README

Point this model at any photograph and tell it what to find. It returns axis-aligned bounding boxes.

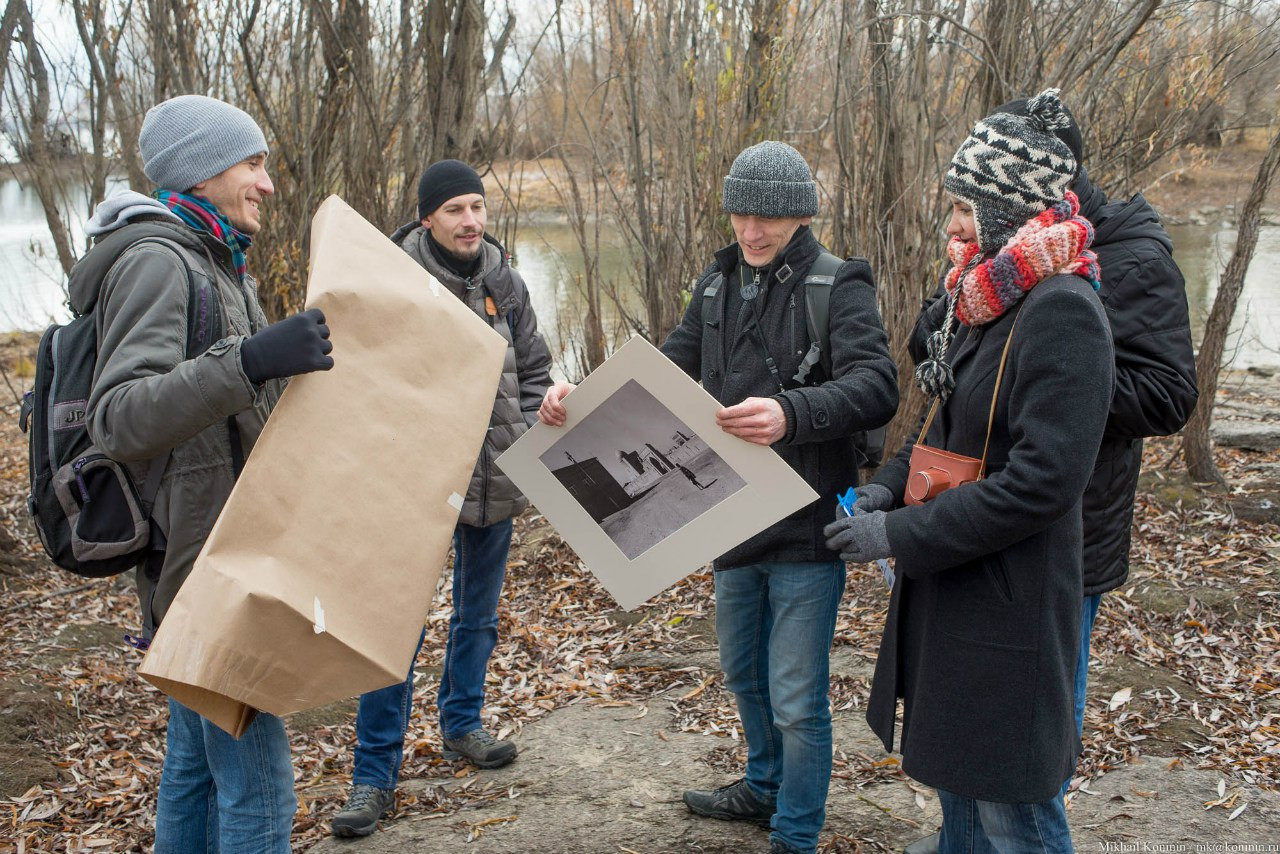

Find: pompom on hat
[943,88,1078,251]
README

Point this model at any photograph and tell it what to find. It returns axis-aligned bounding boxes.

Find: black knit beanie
[417,159,485,220]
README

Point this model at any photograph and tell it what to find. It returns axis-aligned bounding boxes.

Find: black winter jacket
[909,172,1197,595]
[661,226,899,568]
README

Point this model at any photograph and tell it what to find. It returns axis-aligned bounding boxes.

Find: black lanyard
[739,263,787,394]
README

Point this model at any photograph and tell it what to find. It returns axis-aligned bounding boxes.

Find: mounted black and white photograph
[540,379,746,559]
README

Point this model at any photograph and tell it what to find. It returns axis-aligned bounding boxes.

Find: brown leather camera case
[905,306,1022,506]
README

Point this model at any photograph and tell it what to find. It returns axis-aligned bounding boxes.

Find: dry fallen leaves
[0,383,1276,851]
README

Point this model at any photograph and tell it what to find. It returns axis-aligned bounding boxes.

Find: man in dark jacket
[332,160,553,838]
[902,100,1197,854]
[540,142,898,854]
[86,95,335,853]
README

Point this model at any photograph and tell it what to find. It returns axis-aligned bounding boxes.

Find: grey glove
[850,483,894,514]
[823,510,892,564]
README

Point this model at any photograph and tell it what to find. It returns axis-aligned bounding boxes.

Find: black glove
[239,308,334,384]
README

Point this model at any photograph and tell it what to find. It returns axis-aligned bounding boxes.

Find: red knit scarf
[945,191,1100,327]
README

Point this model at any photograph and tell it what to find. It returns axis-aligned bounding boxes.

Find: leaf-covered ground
[0,371,1276,852]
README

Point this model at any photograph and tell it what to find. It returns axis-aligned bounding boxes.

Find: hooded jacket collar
[1073,167,1173,254]
[70,203,236,315]
[1090,192,1173,253]
[84,190,183,237]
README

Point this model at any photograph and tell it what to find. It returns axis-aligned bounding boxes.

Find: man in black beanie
[331,160,552,838]
[903,95,1199,854]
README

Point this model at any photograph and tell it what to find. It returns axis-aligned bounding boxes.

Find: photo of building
[541,380,746,559]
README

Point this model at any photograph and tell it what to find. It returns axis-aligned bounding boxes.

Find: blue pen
[837,487,895,589]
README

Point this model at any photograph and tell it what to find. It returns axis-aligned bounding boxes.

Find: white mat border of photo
[495,335,819,610]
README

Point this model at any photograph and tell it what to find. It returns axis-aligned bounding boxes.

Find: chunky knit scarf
[914,191,1100,400]
[154,190,253,281]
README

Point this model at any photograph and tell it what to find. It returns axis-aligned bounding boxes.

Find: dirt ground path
[306,640,1280,853]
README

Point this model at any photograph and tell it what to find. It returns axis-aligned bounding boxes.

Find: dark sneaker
[682,777,776,828]
[904,831,940,854]
[770,841,804,854]
[330,784,395,838]
[442,728,518,769]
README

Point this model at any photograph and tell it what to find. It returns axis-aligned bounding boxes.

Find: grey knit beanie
[943,88,1077,251]
[722,141,818,218]
[139,95,269,191]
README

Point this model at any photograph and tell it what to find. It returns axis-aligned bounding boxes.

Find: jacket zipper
[472,275,489,527]
[789,293,797,355]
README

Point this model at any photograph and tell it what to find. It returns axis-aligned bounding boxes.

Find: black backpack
[19,223,224,577]
[703,251,887,468]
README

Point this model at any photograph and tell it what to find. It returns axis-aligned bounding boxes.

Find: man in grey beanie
[539,141,898,854]
[78,93,333,854]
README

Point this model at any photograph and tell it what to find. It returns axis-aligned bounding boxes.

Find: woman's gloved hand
[240,308,334,384]
[848,482,894,514]
[823,510,892,564]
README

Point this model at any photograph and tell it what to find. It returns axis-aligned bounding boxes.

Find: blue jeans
[353,519,513,788]
[154,699,295,854]
[1060,593,1103,797]
[714,560,846,854]
[938,788,1073,854]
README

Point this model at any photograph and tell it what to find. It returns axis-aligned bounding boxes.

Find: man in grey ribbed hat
[81,93,333,854]
[540,142,898,854]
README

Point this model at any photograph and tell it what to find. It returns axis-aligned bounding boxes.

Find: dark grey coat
[392,224,553,528]
[81,211,283,635]
[661,227,898,568]
[869,274,1114,803]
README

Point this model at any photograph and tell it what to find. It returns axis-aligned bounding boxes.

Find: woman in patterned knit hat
[824,89,1114,853]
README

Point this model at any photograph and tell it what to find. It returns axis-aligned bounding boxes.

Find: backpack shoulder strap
[88,224,225,358]
[794,251,845,384]
[86,224,229,504]
[702,271,725,317]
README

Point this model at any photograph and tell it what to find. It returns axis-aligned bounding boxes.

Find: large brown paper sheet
[139,196,507,736]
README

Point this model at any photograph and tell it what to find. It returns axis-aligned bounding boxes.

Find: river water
[2,177,1277,367]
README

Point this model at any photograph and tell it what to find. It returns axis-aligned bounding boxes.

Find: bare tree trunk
[422,0,487,163]
[742,0,787,141]
[0,0,23,97]
[975,0,1030,111]
[13,1,78,278]
[1181,122,1280,483]
[551,1,606,373]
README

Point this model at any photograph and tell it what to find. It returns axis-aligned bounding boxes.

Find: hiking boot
[682,777,776,828]
[442,728,518,769]
[904,831,941,854]
[330,784,395,838]
[770,841,804,854]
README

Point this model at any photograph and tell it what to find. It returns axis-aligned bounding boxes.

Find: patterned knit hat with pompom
[944,88,1078,251]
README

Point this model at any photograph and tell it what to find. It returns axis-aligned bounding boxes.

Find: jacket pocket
[985,553,1015,603]
[934,558,1035,651]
